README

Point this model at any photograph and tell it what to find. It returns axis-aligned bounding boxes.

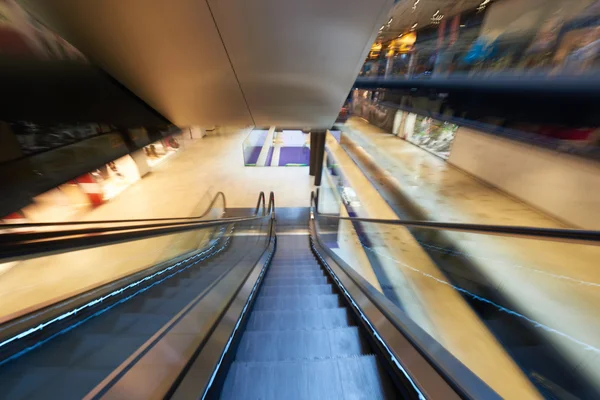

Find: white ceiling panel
[207,0,393,128]
[21,0,393,129]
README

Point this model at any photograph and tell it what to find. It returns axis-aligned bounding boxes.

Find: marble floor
[0,126,314,322]
[338,117,600,397]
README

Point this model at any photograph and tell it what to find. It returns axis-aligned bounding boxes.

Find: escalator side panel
[310,227,492,400]
[167,235,276,400]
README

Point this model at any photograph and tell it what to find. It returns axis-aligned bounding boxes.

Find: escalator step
[253,294,341,311]
[262,276,328,287]
[245,308,353,331]
[272,261,318,266]
[337,354,397,399]
[267,269,324,278]
[268,268,321,275]
[220,355,394,400]
[235,327,368,362]
[271,263,321,271]
[260,284,333,297]
[272,258,317,264]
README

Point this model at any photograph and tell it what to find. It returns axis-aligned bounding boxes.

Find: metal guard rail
[310,190,600,245]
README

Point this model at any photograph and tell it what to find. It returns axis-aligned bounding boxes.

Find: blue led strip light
[0,226,232,365]
[202,244,275,399]
[311,241,427,400]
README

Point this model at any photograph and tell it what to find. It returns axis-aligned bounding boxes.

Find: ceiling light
[431,10,444,24]
[477,0,491,12]
[410,23,418,30]
[412,0,420,12]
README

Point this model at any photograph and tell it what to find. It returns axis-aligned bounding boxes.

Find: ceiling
[377,0,490,42]
[19,0,393,129]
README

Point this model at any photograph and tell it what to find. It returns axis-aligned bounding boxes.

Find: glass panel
[242,129,270,166]
[315,165,599,399]
[0,190,239,323]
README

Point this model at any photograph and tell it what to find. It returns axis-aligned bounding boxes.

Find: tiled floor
[338,117,600,397]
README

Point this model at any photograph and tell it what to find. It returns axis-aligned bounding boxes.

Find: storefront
[144,136,181,168]
[403,113,459,159]
[86,155,140,202]
[364,0,600,79]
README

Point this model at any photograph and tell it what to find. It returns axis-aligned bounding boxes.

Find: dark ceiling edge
[15,0,172,127]
[94,66,173,127]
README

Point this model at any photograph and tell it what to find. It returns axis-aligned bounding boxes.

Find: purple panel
[278,146,310,166]
[245,146,262,165]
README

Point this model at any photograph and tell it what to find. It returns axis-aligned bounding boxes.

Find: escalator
[217,234,395,399]
[0,192,505,399]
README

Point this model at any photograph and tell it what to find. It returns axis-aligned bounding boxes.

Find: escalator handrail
[254,191,276,217]
[0,191,272,245]
[0,192,276,262]
[310,190,600,245]
[0,191,228,229]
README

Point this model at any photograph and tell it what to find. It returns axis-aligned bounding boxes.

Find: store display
[144,136,180,167]
[403,113,417,140]
[407,115,458,159]
[392,110,404,136]
[92,155,141,201]
[362,0,600,78]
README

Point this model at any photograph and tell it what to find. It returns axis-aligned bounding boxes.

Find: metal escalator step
[220,355,394,400]
[337,354,397,399]
[262,276,328,287]
[253,294,341,311]
[245,308,353,331]
[235,327,368,362]
[220,358,342,400]
[272,259,317,264]
[272,259,318,264]
[260,284,333,297]
[266,269,324,278]
[269,266,322,274]
[270,265,321,272]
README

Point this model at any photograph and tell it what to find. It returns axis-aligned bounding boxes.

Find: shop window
[406,114,458,159]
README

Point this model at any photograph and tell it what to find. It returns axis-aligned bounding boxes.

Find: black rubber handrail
[0,192,276,262]
[1,192,227,229]
[254,191,276,217]
[0,192,274,244]
[0,215,256,244]
[310,191,600,245]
